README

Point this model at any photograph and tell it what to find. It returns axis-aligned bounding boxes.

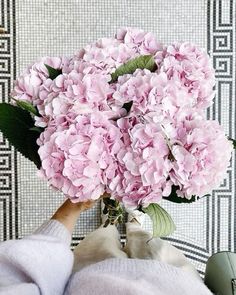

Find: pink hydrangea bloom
[66,27,162,77]
[108,120,173,207]
[67,38,136,76]
[11,56,70,104]
[116,27,163,55]
[10,28,233,207]
[38,113,124,202]
[164,113,233,198]
[35,71,122,127]
[160,42,216,109]
[111,69,202,121]
[42,72,111,114]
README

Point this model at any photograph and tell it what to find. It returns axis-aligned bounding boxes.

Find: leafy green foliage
[228,137,236,149]
[110,55,157,83]
[102,197,124,227]
[142,203,176,237]
[0,103,41,168]
[164,185,196,203]
[14,100,39,116]
[122,101,133,113]
[29,127,44,133]
[45,64,62,80]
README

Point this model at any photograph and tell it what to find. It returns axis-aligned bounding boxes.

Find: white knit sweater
[0,220,213,295]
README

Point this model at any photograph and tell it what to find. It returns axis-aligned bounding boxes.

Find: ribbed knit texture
[0,220,213,295]
[34,219,71,245]
[66,258,213,295]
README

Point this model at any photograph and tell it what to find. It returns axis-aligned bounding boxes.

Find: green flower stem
[102,197,124,227]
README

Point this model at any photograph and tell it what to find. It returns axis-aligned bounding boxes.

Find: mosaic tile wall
[0,0,235,275]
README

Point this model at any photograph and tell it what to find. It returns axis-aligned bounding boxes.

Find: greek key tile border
[171,0,236,274]
[207,0,235,255]
[0,0,18,240]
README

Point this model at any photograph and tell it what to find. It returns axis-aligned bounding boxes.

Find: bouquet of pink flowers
[0,28,235,236]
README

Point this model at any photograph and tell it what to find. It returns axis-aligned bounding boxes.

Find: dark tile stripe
[0,0,17,240]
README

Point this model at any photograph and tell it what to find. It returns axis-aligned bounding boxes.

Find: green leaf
[143,203,176,237]
[164,185,196,203]
[122,101,133,113]
[102,198,124,226]
[29,127,44,133]
[14,100,39,116]
[0,103,41,168]
[44,64,62,80]
[228,137,236,149]
[110,55,157,83]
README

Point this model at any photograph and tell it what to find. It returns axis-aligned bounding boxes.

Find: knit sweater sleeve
[0,219,74,295]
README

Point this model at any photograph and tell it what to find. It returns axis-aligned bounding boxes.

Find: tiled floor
[0,0,235,275]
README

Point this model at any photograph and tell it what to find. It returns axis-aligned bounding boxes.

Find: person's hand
[100,191,111,199]
[51,198,96,234]
[64,199,95,213]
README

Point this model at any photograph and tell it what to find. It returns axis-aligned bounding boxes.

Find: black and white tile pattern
[0,0,18,241]
[207,0,235,255]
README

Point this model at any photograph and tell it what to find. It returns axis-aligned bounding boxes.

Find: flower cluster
[11,27,233,208]
[37,113,123,202]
